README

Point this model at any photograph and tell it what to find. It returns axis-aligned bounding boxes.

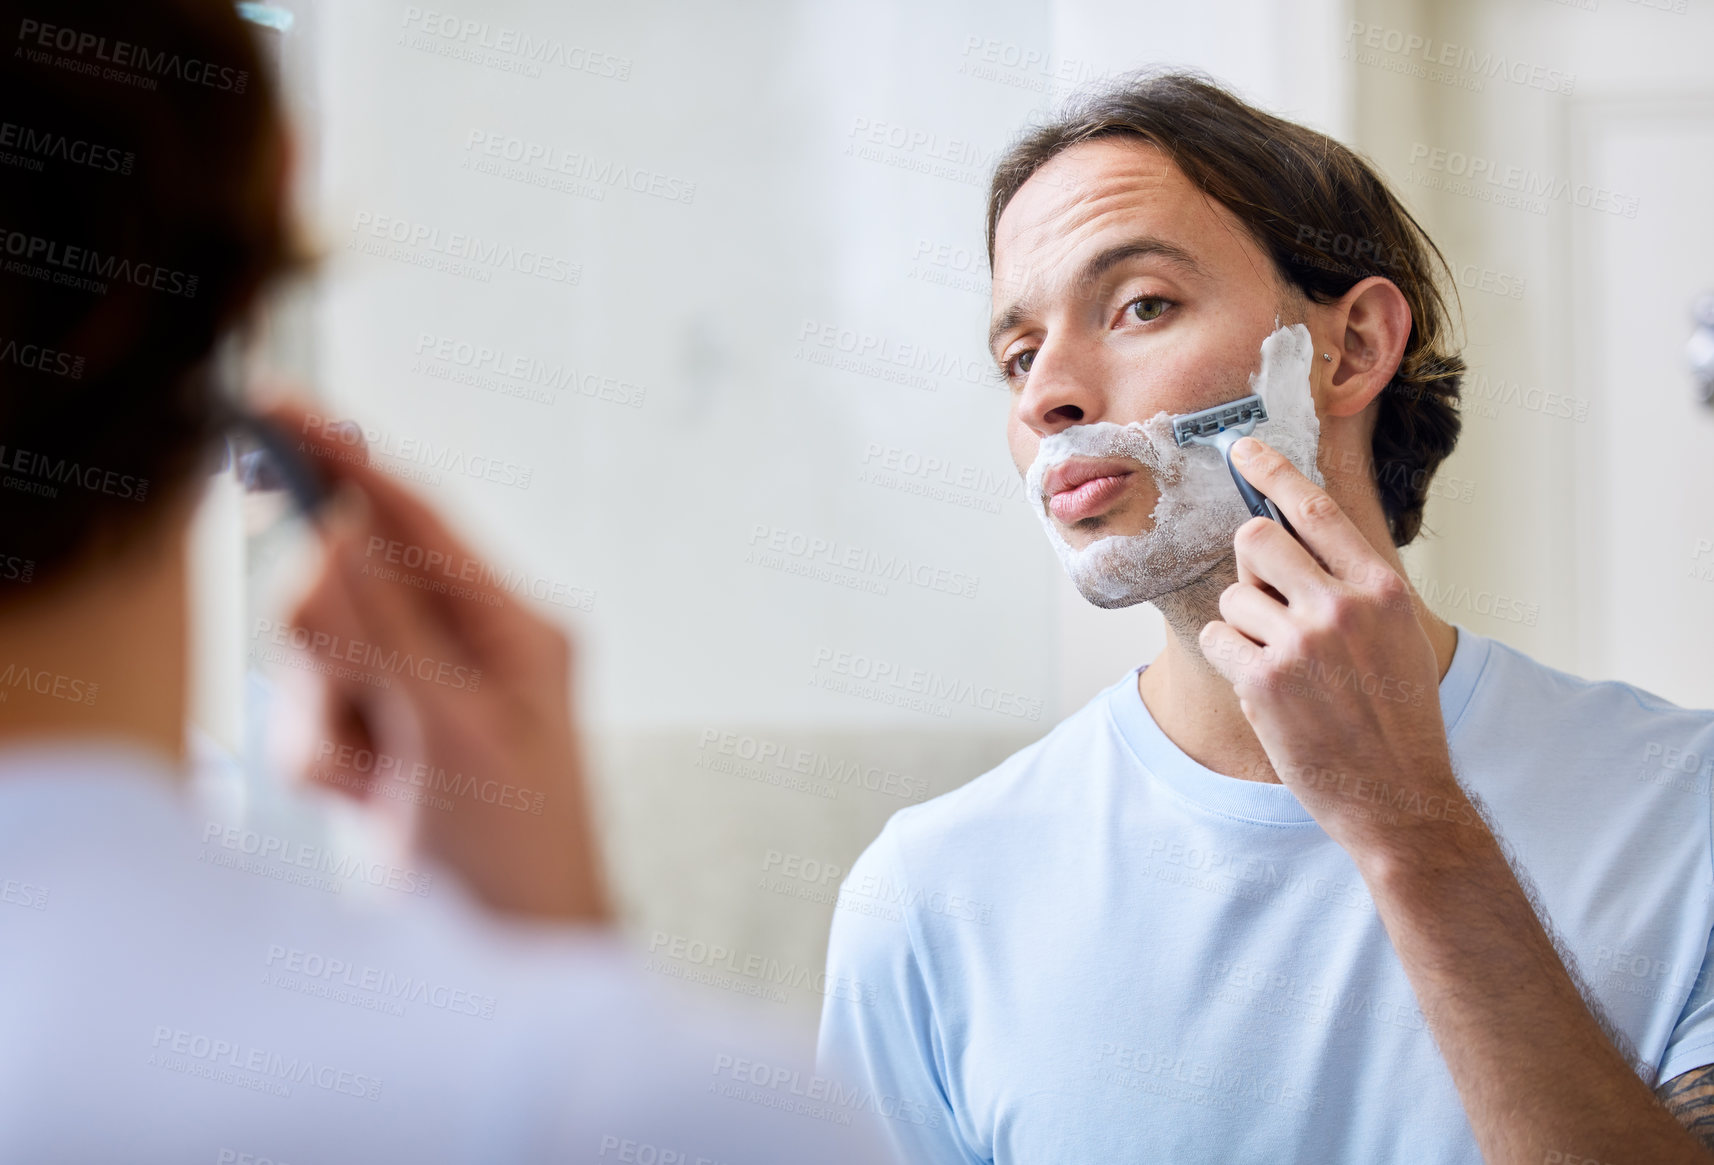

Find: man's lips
[1044,458,1138,524]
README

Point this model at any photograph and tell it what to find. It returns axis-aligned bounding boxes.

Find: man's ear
[1314,276,1413,418]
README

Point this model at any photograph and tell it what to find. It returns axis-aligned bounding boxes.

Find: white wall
[1350,0,1714,706]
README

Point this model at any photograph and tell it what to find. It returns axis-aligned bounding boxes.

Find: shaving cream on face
[1022,323,1324,609]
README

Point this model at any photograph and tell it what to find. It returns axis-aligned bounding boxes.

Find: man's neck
[0,522,189,765]
[1137,562,1458,787]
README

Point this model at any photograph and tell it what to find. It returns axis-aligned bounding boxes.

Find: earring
[1322,353,1333,362]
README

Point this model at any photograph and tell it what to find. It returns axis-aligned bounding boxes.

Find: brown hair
[0,0,298,593]
[986,70,1463,547]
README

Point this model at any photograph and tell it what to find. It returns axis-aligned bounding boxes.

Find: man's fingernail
[1232,437,1261,463]
[321,482,368,539]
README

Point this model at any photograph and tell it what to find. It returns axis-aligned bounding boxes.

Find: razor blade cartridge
[1169,394,1270,447]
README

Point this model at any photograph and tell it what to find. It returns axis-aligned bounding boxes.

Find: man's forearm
[1359,817,1708,1165]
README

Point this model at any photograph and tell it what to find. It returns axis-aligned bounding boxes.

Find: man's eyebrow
[1081,236,1203,283]
[987,236,1204,359]
[987,300,1035,361]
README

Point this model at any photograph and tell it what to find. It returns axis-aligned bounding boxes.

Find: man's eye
[1007,349,1036,378]
[1130,297,1168,322]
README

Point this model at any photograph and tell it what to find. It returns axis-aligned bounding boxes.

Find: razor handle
[1224,452,1298,538]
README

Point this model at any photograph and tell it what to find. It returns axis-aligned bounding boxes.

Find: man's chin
[1062,541,1236,611]
[1147,552,1241,639]
[1058,525,1148,558]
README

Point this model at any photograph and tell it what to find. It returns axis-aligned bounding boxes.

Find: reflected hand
[270,403,610,925]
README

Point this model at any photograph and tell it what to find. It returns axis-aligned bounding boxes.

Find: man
[819,71,1714,1163]
[0,2,883,1160]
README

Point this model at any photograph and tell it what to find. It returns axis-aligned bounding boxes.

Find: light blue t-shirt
[818,628,1714,1163]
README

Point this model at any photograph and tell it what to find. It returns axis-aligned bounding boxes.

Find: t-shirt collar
[1105,624,1491,825]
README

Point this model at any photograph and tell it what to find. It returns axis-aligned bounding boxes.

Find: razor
[1169,394,1294,533]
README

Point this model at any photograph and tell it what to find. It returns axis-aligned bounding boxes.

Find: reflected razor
[1169,394,1293,532]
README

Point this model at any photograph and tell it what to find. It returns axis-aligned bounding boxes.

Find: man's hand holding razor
[1197,433,1470,867]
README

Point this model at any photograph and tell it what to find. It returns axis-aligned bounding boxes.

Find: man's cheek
[1008,424,1037,480]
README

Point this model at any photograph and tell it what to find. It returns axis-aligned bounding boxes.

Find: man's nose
[1017,337,1103,435]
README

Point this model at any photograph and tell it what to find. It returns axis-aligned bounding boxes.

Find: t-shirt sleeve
[1658,919,1714,1083]
[818,823,984,1165]
[1656,755,1714,1085]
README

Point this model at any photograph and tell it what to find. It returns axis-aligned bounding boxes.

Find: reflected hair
[0,0,299,595]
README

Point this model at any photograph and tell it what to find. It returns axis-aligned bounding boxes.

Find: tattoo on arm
[1657,1064,1714,1150]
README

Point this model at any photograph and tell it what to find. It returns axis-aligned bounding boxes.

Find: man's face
[991,137,1303,551]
